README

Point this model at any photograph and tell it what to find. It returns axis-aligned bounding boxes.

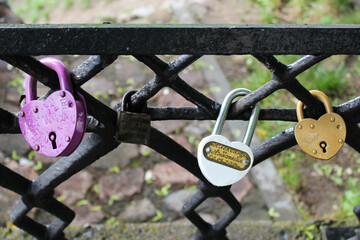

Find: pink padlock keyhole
[19,57,87,157]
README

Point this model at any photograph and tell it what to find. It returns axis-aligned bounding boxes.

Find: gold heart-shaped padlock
[294,90,346,160]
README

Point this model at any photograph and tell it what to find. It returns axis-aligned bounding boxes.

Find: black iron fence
[1,24,360,240]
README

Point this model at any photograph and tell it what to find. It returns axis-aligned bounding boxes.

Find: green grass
[10,0,55,23]
[80,0,91,9]
[231,53,359,221]
[63,0,73,9]
[253,0,282,24]
[275,151,303,193]
[154,183,172,197]
[298,61,348,97]
[232,54,352,142]
[9,0,92,23]
[152,210,163,222]
[233,55,351,106]
[7,75,24,94]
[253,0,360,24]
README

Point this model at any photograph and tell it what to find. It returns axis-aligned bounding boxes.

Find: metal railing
[1,24,360,240]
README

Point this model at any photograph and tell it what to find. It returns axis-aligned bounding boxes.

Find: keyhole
[319,141,327,153]
[49,132,57,149]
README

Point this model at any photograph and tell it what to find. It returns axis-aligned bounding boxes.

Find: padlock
[197,88,260,187]
[115,90,151,145]
[18,57,87,157]
[295,90,346,160]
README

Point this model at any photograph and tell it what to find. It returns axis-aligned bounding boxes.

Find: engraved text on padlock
[203,141,251,171]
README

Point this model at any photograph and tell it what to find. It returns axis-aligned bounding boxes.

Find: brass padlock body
[295,90,346,160]
[116,111,151,144]
[115,90,151,145]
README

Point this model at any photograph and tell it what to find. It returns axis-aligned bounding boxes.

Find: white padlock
[197,88,260,186]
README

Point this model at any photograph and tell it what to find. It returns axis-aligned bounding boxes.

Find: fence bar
[0,24,359,55]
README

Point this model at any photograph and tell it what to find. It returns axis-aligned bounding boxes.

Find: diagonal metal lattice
[1,24,360,240]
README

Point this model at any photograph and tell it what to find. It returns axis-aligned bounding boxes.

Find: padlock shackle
[212,88,260,146]
[296,90,334,121]
[25,57,73,103]
[121,90,137,112]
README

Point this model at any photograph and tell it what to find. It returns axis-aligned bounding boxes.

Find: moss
[0,220,358,239]
[0,227,31,239]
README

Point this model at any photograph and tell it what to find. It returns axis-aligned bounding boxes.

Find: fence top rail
[0,24,360,55]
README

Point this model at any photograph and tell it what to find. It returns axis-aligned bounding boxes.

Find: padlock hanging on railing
[115,90,151,145]
[18,57,87,157]
[197,88,260,187]
[294,90,346,160]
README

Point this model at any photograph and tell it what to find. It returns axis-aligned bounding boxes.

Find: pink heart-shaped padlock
[18,57,87,157]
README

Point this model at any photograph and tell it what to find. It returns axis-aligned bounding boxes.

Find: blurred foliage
[9,0,93,23]
[244,0,360,221]
[253,0,360,24]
